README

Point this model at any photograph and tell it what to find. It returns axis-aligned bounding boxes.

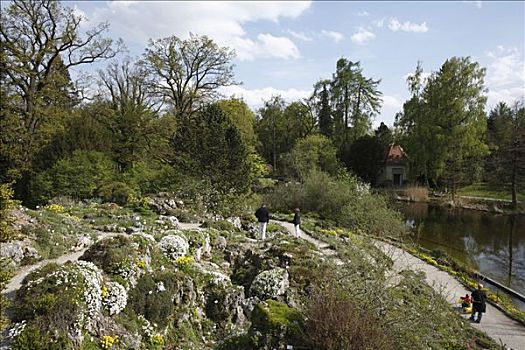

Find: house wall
[377,165,407,186]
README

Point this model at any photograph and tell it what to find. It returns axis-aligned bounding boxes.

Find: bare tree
[141,33,237,120]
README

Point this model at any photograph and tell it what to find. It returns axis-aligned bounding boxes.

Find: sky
[69,0,525,127]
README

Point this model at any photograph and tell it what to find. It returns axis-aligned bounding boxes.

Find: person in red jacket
[460,294,472,308]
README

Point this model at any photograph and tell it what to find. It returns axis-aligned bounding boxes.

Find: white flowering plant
[102,281,128,315]
[250,268,289,300]
[159,234,189,260]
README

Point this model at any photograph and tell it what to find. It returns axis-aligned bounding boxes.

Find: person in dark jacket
[255,204,270,240]
[469,284,487,323]
[292,208,301,237]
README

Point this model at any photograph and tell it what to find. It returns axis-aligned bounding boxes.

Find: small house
[377,145,409,187]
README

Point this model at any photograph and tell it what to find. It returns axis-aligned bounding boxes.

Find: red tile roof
[385,145,407,164]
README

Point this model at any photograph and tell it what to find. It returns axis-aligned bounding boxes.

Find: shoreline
[394,195,525,215]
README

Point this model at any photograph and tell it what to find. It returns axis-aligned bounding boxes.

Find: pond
[398,202,525,298]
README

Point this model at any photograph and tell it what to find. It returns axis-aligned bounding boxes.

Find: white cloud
[87,1,311,60]
[485,46,525,107]
[219,85,310,109]
[377,95,404,127]
[487,87,524,107]
[388,17,428,33]
[287,30,313,42]
[351,27,376,44]
[259,34,301,60]
[382,95,403,110]
[321,30,345,43]
[485,46,525,87]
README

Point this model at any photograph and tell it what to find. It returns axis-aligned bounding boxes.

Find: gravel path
[274,220,525,350]
[2,223,203,297]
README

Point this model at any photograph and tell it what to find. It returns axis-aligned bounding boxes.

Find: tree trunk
[508,215,515,286]
[511,144,518,209]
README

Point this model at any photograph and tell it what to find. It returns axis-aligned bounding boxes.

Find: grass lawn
[457,183,524,202]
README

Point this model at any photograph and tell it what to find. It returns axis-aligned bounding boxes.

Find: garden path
[273,219,525,350]
[2,223,202,298]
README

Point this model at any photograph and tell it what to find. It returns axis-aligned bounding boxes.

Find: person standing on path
[255,204,270,240]
[470,284,487,323]
[292,208,301,237]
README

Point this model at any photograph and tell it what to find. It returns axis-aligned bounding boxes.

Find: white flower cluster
[138,315,155,337]
[102,281,128,315]
[159,234,189,260]
[156,281,166,293]
[8,320,27,338]
[206,271,230,285]
[250,268,289,300]
[355,181,371,196]
[76,260,103,329]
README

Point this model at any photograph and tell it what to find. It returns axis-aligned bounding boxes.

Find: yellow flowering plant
[100,335,118,349]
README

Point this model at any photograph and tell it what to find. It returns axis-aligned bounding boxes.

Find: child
[460,293,472,313]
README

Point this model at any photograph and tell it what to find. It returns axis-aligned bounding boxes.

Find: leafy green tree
[97,60,160,171]
[255,97,316,173]
[330,58,382,144]
[216,98,257,149]
[29,150,117,204]
[0,0,121,185]
[397,57,489,197]
[346,135,384,186]
[171,104,251,194]
[312,80,333,137]
[375,122,393,148]
[284,134,341,180]
[395,62,435,185]
[141,34,236,120]
[255,96,287,171]
[283,101,317,140]
[486,101,525,208]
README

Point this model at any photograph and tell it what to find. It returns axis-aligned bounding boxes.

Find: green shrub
[0,259,13,332]
[126,271,186,328]
[97,181,135,205]
[29,150,117,204]
[265,170,407,238]
[252,300,304,337]
[80,235,150,277]
[284,134,342,180]
[0,183,16,242]
[11,323,73,350]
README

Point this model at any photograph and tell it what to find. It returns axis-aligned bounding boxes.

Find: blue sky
[70,0,524,127]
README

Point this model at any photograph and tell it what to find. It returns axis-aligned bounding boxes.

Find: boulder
[226,216,242,229]
[0,239,40,265]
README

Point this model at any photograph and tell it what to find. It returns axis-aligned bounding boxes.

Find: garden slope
[272,219,525,350]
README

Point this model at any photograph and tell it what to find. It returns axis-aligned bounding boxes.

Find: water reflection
[399,202,525,295]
